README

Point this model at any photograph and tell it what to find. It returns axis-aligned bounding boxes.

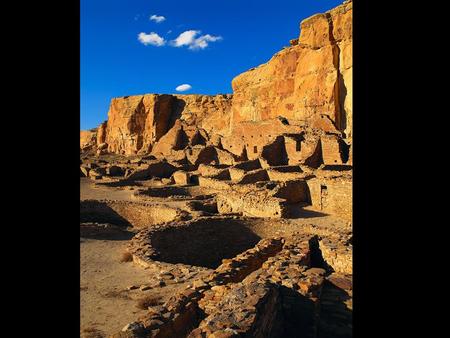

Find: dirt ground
[80,178,138,201]
[80,237,148,336]
[80,178,199,211]
[80,234,207,337]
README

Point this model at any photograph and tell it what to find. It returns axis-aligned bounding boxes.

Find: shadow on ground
[151,219,261,269]
[80,201,133,227]
[287,206,329,219]
[80,225,134,241]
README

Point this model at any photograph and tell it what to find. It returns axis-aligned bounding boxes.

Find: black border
[10,0,427,336]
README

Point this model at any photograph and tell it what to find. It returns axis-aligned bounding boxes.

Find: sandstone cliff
[80,0,352,155]
[96,121,107,145]
[80,129,96,149]
[104,94,173,155]
[103,94,232,155]
[231,0,352,140]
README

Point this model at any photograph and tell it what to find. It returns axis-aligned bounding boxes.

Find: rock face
[81,0,352,154]
[231,0,352,140]
[96,121,107,145]
[103,94,232,155]
[80,129,96,149]
[173,94,233,137]
[105,94,175,156]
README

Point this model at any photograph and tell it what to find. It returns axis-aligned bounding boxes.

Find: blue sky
[81,0,343,130]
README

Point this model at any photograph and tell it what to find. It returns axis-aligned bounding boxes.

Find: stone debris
[116,233,346,338]
[81,2,353,337]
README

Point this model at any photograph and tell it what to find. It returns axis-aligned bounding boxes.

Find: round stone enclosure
[142,218,262,269]
[80,200,186,228]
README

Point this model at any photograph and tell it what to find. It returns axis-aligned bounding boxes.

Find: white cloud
[190,34,222,50]
[150,15,166,23]
[138,32,166,46]
[176,84,192,92]
[172,30,199,47]
[171,30,222,50]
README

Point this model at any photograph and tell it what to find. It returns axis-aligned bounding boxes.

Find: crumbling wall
[191,234,326,338]
[117,226,348,338]
[197,164,229,177]
[217,180,310,218]
[261,136,289,166]
[120,236,284,338]
[217,193,285,218]
[236,169,270,184]
[79,200,183,228]
[319,237,352,274]
[124,161,178,181]
[321,135,347,165]
[267,167,307,181]
[137,218,262,268]
[221,119,303,159]
[306,175,352,221]
[198,176,233,190]
[192,280,283,338]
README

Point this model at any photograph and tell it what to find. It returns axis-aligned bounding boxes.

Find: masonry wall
[306,176,352,221]
[80,200,183,228]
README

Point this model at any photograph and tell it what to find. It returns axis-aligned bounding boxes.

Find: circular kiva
[80,199,189,228]
[128,216,262,269]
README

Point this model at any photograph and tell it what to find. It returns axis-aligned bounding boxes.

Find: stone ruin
[80,1,352,337]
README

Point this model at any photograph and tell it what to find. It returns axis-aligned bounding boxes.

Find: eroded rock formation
[231,0,352,138]
[81,1,352,158]
[102,94,232,156]
[80,129,96,149]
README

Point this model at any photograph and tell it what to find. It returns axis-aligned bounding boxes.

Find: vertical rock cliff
[104,94,173,155]
[101,94,232,155]
[231,0,352,139]
[80,129,96,149]
[81,0,352,155]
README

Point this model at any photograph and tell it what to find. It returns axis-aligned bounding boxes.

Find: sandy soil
[80,178,199,212]
[80,235,205,337]
[80,237,149,336]
[80,178,136,201]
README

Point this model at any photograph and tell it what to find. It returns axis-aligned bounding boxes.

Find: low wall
[306,176,352,221]
[319,237,352,275]
[80,200,185,228]
[191,234,326,337]
[115,232,339,338]
[118,236,284,338]
[198,176,232,190]
[190,279,283,337]
[216,180,310,218]
[217,192,286,218]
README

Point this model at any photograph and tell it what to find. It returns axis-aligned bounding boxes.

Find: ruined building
[80,1,352,337]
